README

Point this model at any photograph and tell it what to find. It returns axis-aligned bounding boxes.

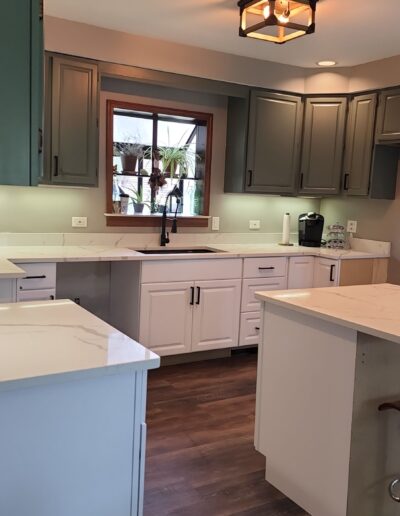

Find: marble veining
[0,300,159,390]
[256,283,400,344]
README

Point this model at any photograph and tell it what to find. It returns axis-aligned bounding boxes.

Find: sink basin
[135,248,222,255]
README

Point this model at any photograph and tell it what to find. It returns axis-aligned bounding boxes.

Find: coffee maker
[298,212,324,247]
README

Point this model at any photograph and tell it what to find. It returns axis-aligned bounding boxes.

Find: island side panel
[347,333,400,516]
[256,303,357,516]
[0,370,144,516]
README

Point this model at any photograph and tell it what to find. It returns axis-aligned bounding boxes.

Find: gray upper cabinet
[343,93,377,196]
[45,55,99,186]
[245,91,303,195]
[299,97,347,196]
[376,89,400,143]
[0,0,43,186]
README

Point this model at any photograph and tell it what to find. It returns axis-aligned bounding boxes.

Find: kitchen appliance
[298,212,324,247]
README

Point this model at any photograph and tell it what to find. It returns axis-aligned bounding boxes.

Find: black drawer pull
[255,326,260,331]
[330,265,335,282]
[196,287,201,305]
[24,275,46,280]
[259,267,275,270]
[343,173,350,191]
[190,287,195,306]
[54,155,59,177]
[247,170,253,187]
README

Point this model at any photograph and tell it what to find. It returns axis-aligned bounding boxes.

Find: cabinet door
[376,89,400,142]
[0,1,42,186]
[239,312,261,347]
[300,97,347,195]
[139,282,193,356]
[313,258,339,288]
[288,256,315,289]
[48,56,99,186]
[0,280,16,303]
[343,94,377,196]
[246,91,303,194]
[192,279,241,352]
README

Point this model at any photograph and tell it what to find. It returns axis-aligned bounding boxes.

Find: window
[106,100,213,227]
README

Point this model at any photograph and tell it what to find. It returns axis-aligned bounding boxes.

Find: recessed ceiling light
[317,60,337,67]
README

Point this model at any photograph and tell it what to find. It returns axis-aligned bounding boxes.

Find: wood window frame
[105,99,213,228]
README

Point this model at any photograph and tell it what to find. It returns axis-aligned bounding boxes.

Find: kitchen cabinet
[344,94,399,199]
[239,312,261,347]
[299,97,347,196]
[376,88,400,143]
[44,54,99,186]
[0,0,43,186]
[343,94,377,196]
[246,91,303,194]
[16,262,57,302]
[313,258,339,287]
[288,256,315,289]
[0,280,16,303]
[192,279,241,352]
[140,282,193,356]
[140,279,241,356]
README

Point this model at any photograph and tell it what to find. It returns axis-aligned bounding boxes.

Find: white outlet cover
[72,217,88,228]
[249,220,261,230]
[211,217,220,231]
[346,220,357,233]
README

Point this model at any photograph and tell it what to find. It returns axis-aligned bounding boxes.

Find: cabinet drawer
[242,277,287,312]
[17,289,56,302]
[239,312,261,347]
[17,263,56,291]
[141,259,242,283]
[243,257,287,278]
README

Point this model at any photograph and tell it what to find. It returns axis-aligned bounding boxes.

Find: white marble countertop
[0,299,160,391]
[256,283,400,344]
[0,239,390,279]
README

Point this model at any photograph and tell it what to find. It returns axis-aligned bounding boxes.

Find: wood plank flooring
[144,351,308,516]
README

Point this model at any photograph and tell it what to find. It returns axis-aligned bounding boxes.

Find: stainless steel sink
[134,248,222,255]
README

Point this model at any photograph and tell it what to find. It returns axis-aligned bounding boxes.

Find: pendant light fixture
[238,0,318,44]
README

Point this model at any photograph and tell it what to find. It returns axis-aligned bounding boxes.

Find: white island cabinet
[0,300,159,516]
[255,284,400,516]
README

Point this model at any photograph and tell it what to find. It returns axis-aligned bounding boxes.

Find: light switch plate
[72,217,88,228]
[211,217,220,231]
[249,220,261,230]
[347,220,357,233]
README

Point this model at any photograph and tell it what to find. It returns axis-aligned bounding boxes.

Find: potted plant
[131,189,149,214]
[118,136,144,173]
[158,145,197,179]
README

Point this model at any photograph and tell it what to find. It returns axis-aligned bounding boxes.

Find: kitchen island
[255,283,400,516]
[0,299,159,516]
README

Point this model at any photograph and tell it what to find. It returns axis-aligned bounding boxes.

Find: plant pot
[121,155,137,172]
[133,203,145,214]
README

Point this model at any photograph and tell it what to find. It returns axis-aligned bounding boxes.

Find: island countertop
[0,299,160,391]
[256,283,400,345]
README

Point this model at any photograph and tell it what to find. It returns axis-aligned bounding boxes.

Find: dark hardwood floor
[144,352,308,516]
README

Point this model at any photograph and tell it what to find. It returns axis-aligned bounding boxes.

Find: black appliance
[298,212,324,247]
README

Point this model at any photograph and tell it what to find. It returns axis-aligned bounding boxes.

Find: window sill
[104,213,210,228]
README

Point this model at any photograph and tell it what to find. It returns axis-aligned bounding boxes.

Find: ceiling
[45,0,400,68]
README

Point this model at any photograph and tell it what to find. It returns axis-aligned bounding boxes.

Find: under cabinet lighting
[317,60,337,67]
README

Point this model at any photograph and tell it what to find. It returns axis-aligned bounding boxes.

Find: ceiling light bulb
[317,60,338,67]
[277,10,290,23]
[263,2,270,18]
[275,0,290,23]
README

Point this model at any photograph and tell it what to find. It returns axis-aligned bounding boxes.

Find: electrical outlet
[347,220,357,233]
[249,220,261,230]
[211,217,220,231]
[72,217,88,228]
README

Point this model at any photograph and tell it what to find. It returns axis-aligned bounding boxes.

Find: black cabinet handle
[343,173,350,191]
[247,170,253,187]
[24,275,46,280]
[196,286,201,305]
[38,128,43,154]
[259,267,275,270]
[50,295,55,300]
[330,265,336,282]
[190,287,195,306]
[54,155,59,177]
[300,173,304,189]
[255,326,260,331]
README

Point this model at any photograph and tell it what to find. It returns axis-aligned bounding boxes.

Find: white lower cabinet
[139,282,193,356]
[239,312,261,347]
[313,258,339,287]
[192,279,241,352]
[138,262,242,356]
[288,256,315,289]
